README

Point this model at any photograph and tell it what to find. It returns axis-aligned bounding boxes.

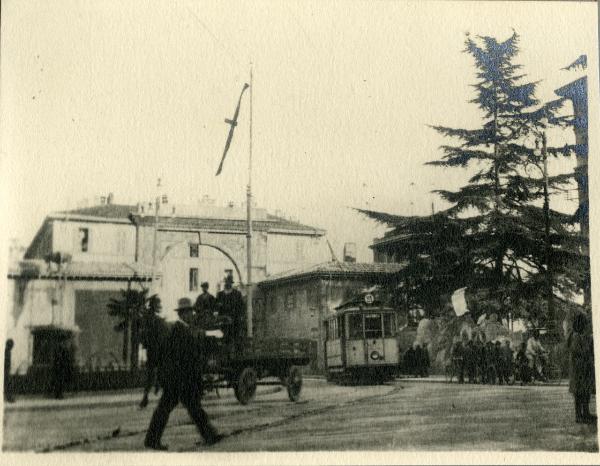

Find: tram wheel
[286,366,303,402]
[234,367,257,405]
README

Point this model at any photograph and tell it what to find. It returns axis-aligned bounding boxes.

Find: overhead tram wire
[181,2,247,73]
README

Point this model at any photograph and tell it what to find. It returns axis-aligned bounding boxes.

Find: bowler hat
[225,274,234,284]
[175,297,193,313]
[201,282,209,289]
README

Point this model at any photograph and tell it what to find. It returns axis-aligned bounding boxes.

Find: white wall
[5,277,138,373]
[5,277,77,374]
[266,234,331,275]
[52,220,136,263]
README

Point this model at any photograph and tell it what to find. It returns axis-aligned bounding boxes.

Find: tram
[324,291,407,384]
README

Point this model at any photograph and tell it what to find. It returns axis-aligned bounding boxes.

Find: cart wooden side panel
[233,338,312,366]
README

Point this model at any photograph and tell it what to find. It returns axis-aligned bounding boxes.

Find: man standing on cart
[216,274,245,354]
[194,281,217,329]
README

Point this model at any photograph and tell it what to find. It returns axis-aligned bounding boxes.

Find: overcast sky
[1,0,597,262]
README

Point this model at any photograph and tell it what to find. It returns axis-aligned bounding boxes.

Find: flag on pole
[216,83,250,176]
[451,287,469,316]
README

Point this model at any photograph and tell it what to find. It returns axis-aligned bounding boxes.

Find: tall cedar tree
[361,33,584,325]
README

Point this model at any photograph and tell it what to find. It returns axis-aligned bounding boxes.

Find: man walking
[144,297,224,450]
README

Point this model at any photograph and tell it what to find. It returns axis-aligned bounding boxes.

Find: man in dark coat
[51,338,73,399]
[194,282,216,329]
[568,313,596,424]
[474,337,485,384]
[403,347,415,376]
[4,339,15,402]
[144,298,224,450]
[139,296,171,409]
[451,341,464,384]
[500,340,514,385]
[464,340,476,384]
[414,344,429,377]
[216,275,245,351]
[485,341,498,385]
[515,341,530,385]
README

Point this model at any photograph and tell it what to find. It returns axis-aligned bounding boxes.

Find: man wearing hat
[194,282,216,329]
[144,297,224,450]
[216,274,245,352]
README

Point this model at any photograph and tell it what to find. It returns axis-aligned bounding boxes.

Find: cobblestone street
[3,379,597,453]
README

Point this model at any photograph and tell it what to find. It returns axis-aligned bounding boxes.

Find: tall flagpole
[246,64,253,338]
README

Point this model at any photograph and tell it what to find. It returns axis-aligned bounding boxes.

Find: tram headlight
[370,351,381,361]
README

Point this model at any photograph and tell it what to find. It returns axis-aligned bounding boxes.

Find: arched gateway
[152,229,246,319]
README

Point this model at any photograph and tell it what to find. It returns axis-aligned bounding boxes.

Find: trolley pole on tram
[246,64,254,338]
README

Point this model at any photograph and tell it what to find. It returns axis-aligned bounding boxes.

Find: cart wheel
[234,367,257,405]
[286,366,303,402]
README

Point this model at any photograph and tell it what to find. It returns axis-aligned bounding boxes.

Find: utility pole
[246,65,254,338]
[151,178,161,295]
[541,133,556,339]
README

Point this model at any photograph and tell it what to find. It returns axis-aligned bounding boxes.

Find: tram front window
[348,314,363,339]
[364,314,383,339]
[383,313,395,337]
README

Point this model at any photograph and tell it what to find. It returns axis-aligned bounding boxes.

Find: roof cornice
[48,213,132,224]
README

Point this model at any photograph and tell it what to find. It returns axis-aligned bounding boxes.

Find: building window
[79,228,89,252]
[189,268,198,292]
[189,243,199,258]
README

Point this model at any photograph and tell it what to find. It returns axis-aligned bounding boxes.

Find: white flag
[451,287,469,316]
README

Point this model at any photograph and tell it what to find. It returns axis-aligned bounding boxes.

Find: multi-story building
[6,198,331,373]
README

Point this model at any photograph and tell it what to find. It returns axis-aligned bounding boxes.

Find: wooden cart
[202,337,311,405]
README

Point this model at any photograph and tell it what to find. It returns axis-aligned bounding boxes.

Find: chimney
[343,243,357,263]
[107,192,114,205]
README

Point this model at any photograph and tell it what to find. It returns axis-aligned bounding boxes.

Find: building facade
[255,261,405,373]
[6,200,331,373]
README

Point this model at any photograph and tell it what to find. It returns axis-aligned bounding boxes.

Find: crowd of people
[446,330,555,385]
[450,337,516,385]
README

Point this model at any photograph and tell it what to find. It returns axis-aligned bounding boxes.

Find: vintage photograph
[1,0,598,457]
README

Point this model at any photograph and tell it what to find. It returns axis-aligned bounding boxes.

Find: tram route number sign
[364,294,374,305]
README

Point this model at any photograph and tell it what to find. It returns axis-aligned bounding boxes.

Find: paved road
[3,379,597,452]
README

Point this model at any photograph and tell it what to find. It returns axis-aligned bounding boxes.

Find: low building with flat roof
[255,261,406,373]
